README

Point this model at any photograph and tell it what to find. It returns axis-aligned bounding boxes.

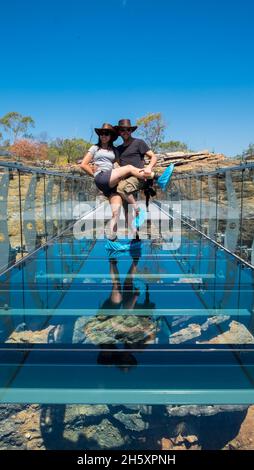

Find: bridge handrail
[173,161,254,179]
[0,160,87,179]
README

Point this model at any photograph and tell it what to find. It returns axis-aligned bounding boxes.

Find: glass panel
[0,168,21,272]
[200,175,209,234]
[52,174,61,237]
[226,168,242,258]
[240,167,254,265]
[216,171,227,246]
[72,177,80,222]
[189,176,199,229]
[45,174,55,240]
[34,173,46,248]
[207,173,218,240]
[58,176,64,234]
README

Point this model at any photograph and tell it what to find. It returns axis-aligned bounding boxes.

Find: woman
[80,123,146,240]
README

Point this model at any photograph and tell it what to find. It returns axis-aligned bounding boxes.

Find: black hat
[94,123,118,141]
[115,119,137,132]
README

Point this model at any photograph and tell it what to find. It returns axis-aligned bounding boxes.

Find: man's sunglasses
[119,127,131,132]
[99,130,111,136]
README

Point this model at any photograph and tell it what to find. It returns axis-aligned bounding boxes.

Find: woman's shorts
[94,170,117,197]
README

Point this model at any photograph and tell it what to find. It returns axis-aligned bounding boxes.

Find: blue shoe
[132,208,147,230]
[157,164,174,192]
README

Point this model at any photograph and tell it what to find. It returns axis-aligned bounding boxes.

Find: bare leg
[108,193,122,240]
[109,259,122,304]
[109,165,149,188]
[122,259,140,309]
[125,193,139,211]
[120,194,141,238]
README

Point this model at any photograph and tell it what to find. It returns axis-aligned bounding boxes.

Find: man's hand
[143,166,153,177]
[138,169,147,180]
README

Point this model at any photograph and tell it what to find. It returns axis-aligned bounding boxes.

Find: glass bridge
[0,162,254,406]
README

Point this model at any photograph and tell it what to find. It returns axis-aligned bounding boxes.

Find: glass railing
[166,162,254,267]
[0,161,96,274]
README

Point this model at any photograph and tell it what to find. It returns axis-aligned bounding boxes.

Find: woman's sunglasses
[99,130,111,136]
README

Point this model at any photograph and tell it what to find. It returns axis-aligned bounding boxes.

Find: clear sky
[0,0,253,156]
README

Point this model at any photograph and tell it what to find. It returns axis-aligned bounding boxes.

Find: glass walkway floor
[0,222,254,405]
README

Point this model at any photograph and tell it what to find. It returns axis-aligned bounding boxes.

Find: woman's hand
[91,164,99,174]
[80,151,96,177]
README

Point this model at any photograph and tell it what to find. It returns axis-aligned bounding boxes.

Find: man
[115,118,157,235]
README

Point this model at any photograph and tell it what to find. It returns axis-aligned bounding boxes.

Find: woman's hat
[115,119,138,132]
[94,123,118,141]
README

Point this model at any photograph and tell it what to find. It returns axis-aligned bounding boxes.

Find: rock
[83,316,156,344]
[161,437,174,450]
[165,405,248,417]
[26,439,44,450]
[201,321,254,344]
[172,444,187,450]
[113,411,149,432]
[6,326,56,343]
[122,405,153,415]
[72,316,94,343]
[64,405,109,425]
[0,422,15,439]
[174,434,185,444]
[83,419,125,449]
[185,435,199,444]
[0,404,25,420]
[201,315,230,331]
[169,323,201,344]
[151,151,228,174]
[223,406,254,450]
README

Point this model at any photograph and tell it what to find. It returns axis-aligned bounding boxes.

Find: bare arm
[144,150,157,175]
[79,151,95,177]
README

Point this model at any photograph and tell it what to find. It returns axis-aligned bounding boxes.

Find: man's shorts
[116,176,145,200]
[94,170,117,197]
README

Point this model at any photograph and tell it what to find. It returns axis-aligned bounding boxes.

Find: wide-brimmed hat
[115,119,138,132]
[94,123,118,141]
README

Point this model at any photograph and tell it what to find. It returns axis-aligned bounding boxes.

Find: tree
[0,112,35,143]
[10,139,48,161]
[50,138,91,163]
[136,113,166,151]
[159,140,188,153]
[242,143,254,160]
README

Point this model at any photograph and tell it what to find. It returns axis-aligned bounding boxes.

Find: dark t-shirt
[117,138,150,168]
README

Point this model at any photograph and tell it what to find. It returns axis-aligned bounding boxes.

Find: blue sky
[0,0,253,156]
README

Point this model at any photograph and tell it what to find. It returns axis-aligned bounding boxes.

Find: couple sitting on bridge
[80,118,173,241]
